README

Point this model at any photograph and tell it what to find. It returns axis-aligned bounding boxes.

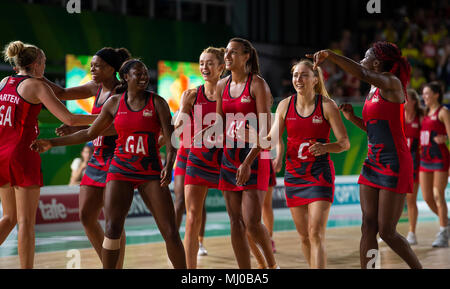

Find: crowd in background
[281,0,450,102]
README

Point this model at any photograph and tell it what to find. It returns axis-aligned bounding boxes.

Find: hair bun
[115,48,131,64]
[4,41,25,61]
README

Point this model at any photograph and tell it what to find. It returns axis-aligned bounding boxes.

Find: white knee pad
[102,237,121,250]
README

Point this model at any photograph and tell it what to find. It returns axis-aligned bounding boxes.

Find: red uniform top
[219,73,270,192]
[107,92,162,182]
[0,75,43,187]
[405,115,420,181]
[283,94,335,206]
[192,85,219,147]
[419,106,449,171]
[222,73,259,150]
[185,85,222,188]
[358,88,413,194]
[80,86,117,187]
[405,115,420,149]
[90,86,117,155]
[285,94,331,166]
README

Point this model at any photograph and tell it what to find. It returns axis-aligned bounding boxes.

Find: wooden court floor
[0,221,449,269]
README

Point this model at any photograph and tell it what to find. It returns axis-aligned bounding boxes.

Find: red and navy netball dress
[358,88,413,194]
[269,162,276,187]
[405,115,420,182]
[219,74,270,192]
[185,85,222,188]
[80,86,117,187]
[419,106,449,172]
[0,75,43,187]
[284,94,334,207]
[174,113,193,176]
[106,91,162,187]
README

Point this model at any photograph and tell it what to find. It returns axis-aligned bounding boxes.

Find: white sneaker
[198,243,208,256]
[406,232,418,245]
[432,229,449,248]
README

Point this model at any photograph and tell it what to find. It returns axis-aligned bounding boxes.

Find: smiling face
[199,52,224,82]
[224,41,249,72]
[422,86,439,107]
[292,62,318,96]
[90,55,115,84]
[124,62,149,91]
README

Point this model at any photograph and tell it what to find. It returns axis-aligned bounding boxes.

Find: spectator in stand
[69,144,94,185]
[410,67,427,92]
[437,42,450,90]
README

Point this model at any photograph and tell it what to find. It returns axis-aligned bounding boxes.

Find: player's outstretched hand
[30,139,53,153]
[55,124,80,136]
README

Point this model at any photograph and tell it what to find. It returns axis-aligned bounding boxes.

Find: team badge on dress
[241,95,251,103]
[143,109,153,117]
[312,115,323,124]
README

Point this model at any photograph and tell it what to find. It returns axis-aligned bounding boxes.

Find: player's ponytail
[229,38,260,75]
[3,40,41,70]
[372,41,411,99]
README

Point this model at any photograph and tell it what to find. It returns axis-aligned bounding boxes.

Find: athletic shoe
[271,239,276,253]
[431,230,449,248]
[406,232,418,245]
[198,243,208,256]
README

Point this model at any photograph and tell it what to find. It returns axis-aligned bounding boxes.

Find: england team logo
[312,115,323,124]
[143,109,153,117]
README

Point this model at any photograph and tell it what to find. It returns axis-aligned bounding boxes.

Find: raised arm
[41,77,99,101]
[21,79,98,126]
[154,94,176,186]
[31,95,119,152]
[307,50,403,102]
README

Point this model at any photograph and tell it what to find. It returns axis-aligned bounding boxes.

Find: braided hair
[372,41,411,98]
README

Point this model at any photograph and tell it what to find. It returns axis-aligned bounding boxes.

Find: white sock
[439,226,447,233]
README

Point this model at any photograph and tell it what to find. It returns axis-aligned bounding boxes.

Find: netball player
[31,59,186,268]
[256,59,349,268]
[211,38,277,269]
[308,42,422,268]
[173,47,225,268]
[404,89,423,245]
[419,82,450,247]
[43,47,130,267]
[0,41,97,268]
